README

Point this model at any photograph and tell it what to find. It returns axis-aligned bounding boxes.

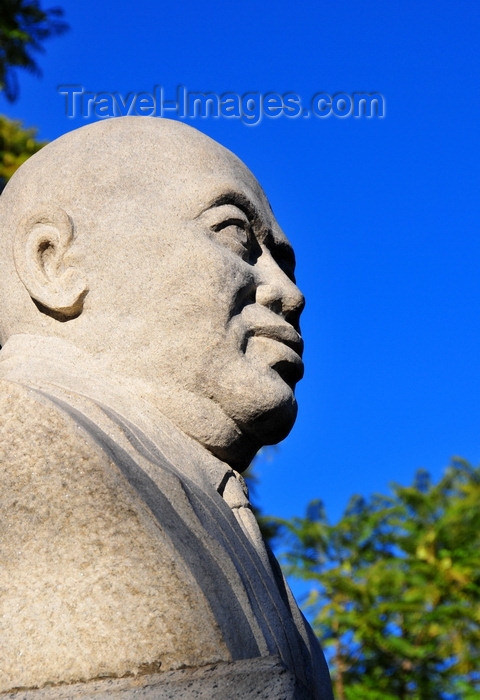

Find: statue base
[0,656,313,699]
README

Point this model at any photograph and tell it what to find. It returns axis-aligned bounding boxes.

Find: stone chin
[245,393,299,446]
[221,374,300,470]
[239,352,303,442]
[167,364,299,472]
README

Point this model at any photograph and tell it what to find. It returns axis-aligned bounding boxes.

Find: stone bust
[0,117,333,699]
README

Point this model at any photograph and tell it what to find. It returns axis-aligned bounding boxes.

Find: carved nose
[256,280,305,329]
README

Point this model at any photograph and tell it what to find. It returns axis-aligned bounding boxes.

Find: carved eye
[210,216,253,261]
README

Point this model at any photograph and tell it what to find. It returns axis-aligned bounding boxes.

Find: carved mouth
[247,325,304,386]
[271,357,304,385]
[251,325,304,359]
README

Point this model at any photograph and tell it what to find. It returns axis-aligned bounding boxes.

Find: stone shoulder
[0,377,230,692]
[0,377,96,464]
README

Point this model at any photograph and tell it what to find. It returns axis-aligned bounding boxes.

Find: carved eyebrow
[195,191,261,224]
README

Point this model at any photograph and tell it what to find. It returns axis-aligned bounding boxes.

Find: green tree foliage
[0,0,68,102]
[276,459,480,699]
[0,113,45,191]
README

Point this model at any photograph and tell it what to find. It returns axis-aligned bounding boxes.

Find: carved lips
[252,324,303,357]
[247,323,304,387]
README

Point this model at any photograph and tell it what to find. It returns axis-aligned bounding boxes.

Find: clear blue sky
[3,0,480,528]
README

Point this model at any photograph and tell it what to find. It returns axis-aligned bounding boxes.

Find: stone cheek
[0,379,229,692]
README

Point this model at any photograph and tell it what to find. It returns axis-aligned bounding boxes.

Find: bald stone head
[0,117,305,469]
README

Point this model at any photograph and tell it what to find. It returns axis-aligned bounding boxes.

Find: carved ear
[14,206,88,317]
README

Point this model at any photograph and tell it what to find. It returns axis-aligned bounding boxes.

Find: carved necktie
[221,470,272,572]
